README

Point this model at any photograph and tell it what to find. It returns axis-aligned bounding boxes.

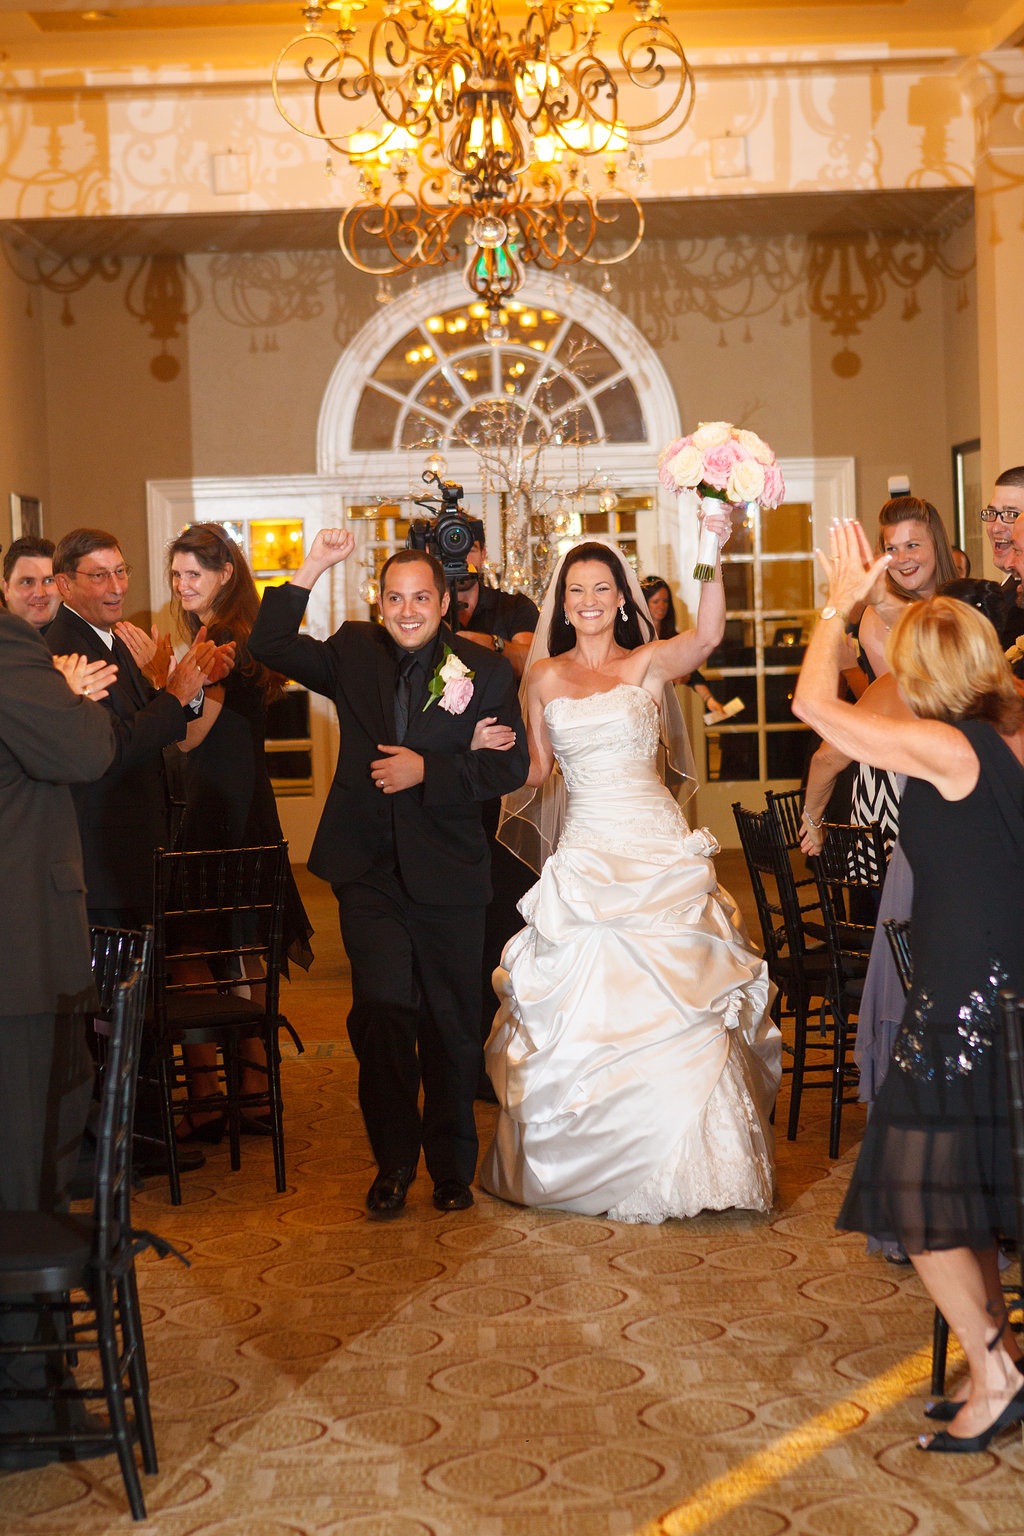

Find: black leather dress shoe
[432,1179,474,1212]
[133,1143,206,1177]
[366,1165,415,1218]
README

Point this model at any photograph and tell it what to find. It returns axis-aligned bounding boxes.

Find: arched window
[349,298,646,455]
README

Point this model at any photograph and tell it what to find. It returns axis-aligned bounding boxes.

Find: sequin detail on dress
[892,962,1008,1083]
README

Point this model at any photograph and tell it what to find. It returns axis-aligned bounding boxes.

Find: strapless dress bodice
[544,683,661,792]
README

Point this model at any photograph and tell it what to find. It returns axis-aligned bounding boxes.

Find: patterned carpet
[2,862,1022,1534]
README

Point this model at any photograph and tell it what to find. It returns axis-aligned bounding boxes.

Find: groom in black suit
[250,530,529,1215]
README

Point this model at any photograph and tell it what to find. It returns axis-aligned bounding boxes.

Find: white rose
[692,420,733,450]
[666,443,705,488]
[726,458,766,504]
[439,651,472,684]
[735,429,774,465]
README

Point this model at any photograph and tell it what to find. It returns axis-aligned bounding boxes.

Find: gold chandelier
[272,0,694,330]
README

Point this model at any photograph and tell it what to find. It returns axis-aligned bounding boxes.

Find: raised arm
[792,520,978,797]
[250,527,355,696]
[644,507,730,690]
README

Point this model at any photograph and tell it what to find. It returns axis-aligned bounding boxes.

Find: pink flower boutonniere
[424,645,475,716]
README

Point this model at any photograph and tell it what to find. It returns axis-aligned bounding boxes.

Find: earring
[618,601,627,622]
[564,611,571,625]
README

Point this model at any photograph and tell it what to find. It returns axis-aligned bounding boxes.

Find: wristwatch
[819,605,849,623]
[491,634,506,653]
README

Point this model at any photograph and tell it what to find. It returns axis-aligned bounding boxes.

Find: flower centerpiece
[658,422,786,581]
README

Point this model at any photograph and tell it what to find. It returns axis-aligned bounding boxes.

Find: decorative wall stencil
[124,254,202,381]
[806,217,975,377]
[584,211,974,376]
[1,227,121,322]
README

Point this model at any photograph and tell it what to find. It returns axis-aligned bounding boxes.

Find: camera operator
[454,521,539,681]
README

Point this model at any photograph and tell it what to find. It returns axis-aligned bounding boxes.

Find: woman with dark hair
[480,533,780,1223]
[121,523,314,1139]
[794,519,1024,1453]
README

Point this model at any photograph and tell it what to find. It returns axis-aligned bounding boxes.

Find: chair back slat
[152,842,289,1024]
[93,937,152,1239]
[884,918,913,998]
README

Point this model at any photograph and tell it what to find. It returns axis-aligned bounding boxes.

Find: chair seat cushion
[0,1212,92,1291]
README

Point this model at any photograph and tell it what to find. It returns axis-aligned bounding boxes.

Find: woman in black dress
[168,524,313,1138]
[793,518,1024,1454]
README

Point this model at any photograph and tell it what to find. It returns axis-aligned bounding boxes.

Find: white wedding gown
[480,684,781,1224]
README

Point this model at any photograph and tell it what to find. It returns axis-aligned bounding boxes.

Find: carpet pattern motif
[3,864,1023,1533]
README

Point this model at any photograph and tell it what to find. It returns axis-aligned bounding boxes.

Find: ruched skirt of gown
[480,684,781,1223]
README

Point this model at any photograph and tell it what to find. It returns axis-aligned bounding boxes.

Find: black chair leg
[157,1053,182,1206]
[95,1281,147,1521]
[931,1307,949,1396]
[788,994,808,1142]
[266,1024,287,1194]
[828,1004,847,1160]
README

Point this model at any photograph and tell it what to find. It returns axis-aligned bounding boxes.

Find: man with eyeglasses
[47,528,221,1176]
[980,467,1024,583]
[0,536,60,629]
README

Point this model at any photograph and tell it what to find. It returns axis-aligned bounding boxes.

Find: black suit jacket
[250,583,529,904]
[46,603,191,910]
[0,615,116,1015]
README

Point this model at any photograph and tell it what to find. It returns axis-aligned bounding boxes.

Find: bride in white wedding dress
[479,525,781,1223]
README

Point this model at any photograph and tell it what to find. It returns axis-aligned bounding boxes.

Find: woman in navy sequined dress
[794,519,1024,1455]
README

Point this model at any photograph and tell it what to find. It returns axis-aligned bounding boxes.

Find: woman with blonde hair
[794,520,1024,1454]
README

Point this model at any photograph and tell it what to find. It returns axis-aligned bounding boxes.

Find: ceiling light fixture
[272,0,694,331]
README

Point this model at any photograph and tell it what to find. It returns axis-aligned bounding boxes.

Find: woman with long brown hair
[165,524,313,1138]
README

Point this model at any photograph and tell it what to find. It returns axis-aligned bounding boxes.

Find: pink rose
[761,461,786,508]
[440,676,474,715]
[700,438,745,493]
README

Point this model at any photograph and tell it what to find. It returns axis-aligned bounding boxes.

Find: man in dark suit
[0,612,116,1462]
[250,530,529,1216]
[46,528,216,1176]
[47,528,213,926]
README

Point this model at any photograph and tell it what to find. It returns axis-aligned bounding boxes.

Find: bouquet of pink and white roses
[659,422,786,581]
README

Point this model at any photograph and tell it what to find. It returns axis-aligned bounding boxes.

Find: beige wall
[38,264,196,619]
[4,215,977,608]
[0,257,49,545]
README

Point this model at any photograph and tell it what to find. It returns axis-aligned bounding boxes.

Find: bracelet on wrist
[801,809,823,830]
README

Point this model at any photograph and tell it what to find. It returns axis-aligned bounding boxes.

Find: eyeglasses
[72,564,132,586]
[455,576,480,592]
[980,506,1022,523]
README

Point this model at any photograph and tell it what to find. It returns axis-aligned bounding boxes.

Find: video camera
[407,470,477,582]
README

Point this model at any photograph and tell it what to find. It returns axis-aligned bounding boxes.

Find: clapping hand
[165,632,216,704]
[114,620,173,688]
[52,653,118,702]
[815,519,891,616]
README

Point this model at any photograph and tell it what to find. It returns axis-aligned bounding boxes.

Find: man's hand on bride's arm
[470,716,517,751]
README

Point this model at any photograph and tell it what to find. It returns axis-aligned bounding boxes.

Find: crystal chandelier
[272,0,694,331]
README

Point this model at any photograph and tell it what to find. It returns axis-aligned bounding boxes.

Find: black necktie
[111,635,146,705]
[394,652,418,743]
